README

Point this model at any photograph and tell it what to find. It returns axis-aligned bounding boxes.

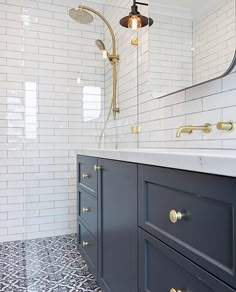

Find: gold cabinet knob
[94,165,102,172]
[169,210,183,223]
[82,173,90,179]
[82,241,90,247]
[170,289,183,292]
[82,207,90,213]
[217,121,234,131]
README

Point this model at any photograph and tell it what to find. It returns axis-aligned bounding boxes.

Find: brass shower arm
[78,5,120,118]
[79,5,117,56]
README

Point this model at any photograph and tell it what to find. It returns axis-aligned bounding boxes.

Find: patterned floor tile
[0,234,101,292]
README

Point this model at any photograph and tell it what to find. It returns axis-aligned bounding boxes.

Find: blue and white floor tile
[0,234,101,292]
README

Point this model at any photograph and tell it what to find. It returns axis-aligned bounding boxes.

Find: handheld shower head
[69,7,94,24]
[95,39,106,51]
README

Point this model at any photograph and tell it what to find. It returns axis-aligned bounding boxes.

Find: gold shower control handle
[217,121,234,131]
[169,210,183,223]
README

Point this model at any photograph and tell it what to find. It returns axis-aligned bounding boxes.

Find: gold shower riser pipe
[79,5,116,55]
[79,5,119,118]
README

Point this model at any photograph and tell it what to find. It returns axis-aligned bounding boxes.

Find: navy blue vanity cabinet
[139,228,235,292]
[97,159,138,292]
[77,155,236,292]
[77,155,98,279]
[138,164,236,289]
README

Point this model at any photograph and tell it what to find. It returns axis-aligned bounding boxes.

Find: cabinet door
[138,164,236,288]
[77,155,98,196]
[98,159,138,292]
[78,188,97,237]
[77,223,97,279]
[139,228,235,292]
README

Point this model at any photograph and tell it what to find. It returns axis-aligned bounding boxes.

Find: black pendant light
[120,0,154,30]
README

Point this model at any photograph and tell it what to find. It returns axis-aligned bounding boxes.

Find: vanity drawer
[78,188,97,237]
[138,164,236,288]
[139,228,235,292]
[77,222,97,278]
[77,155,98,195]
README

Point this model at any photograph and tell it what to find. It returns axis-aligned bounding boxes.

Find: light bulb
[128,15,141,31]
[102,50,107,59]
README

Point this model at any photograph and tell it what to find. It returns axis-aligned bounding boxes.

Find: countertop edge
[76,149,236,178]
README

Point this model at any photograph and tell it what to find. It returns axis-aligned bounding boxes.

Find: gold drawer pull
[82,207,91,213]
[170,289,183,292]
[82,241,90,247]
[169,210,183,223]
[82,173,90,179]
[94,165,102,172]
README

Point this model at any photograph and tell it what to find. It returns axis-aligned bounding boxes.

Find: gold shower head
[69,7,94,24]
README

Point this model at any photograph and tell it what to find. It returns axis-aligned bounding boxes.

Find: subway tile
[203,89,236,111]
[172,99,203,116]
[186,79,222,100]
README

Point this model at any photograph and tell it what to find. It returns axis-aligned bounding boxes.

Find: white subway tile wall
[136,1,236,150]
[138,67,236,150]
[103,0,139,148]
[149,2,193,98]
[0,0,104,242]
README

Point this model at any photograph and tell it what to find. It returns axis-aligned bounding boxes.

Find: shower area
[0,0,139,291]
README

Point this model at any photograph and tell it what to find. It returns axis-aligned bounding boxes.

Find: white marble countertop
[77,148,236,177]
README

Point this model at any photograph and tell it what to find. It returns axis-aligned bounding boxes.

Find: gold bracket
[132,126,141,134]
[113,107,120,112]
[108,54,120,63]
[131,37,139,46]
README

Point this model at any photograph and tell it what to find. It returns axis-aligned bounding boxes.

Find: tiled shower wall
[103,0,139,148]
[193,0,235,84]
[0,0,104,242]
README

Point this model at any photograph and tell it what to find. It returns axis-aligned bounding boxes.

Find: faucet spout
[176,126,193,138]
[176,124,212,138]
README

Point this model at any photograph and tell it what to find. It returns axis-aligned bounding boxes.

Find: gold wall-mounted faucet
[176,124,212,138]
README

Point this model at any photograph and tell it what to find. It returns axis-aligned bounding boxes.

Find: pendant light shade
[120,0,154,30]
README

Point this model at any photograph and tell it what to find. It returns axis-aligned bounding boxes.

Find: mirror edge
[150,50,236,99]
[149,0,236,99]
